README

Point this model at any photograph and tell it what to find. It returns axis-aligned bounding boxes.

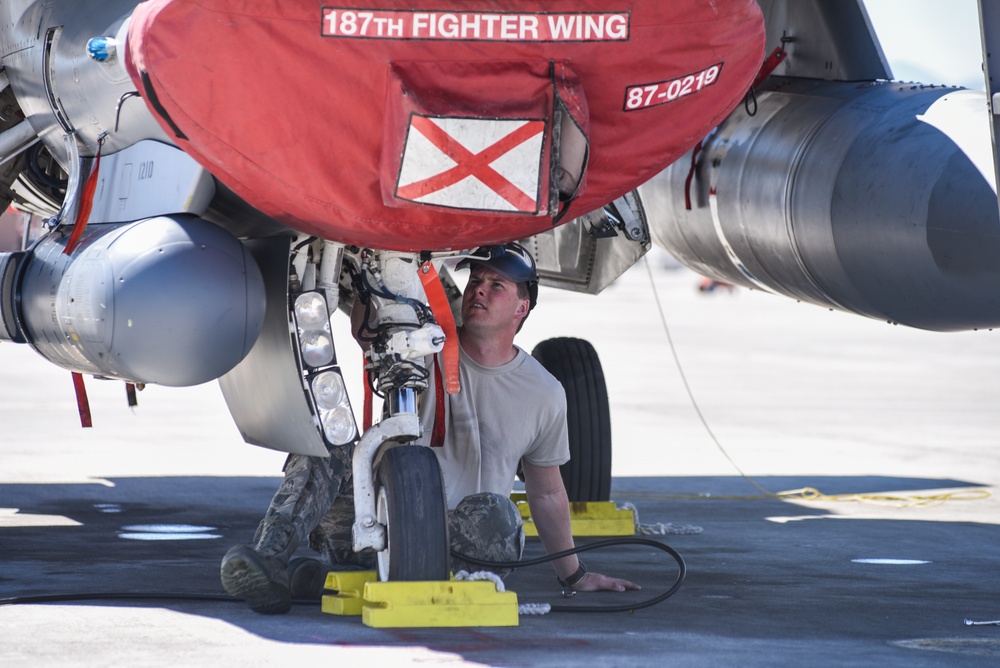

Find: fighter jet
[1,0,995,581]
[0,0,769,580]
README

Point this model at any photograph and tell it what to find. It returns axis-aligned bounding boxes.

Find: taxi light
[321,405,357,445]
[300,331,334,368]
[311,370,357,445]
[294,292,329,328]
[313,369,347,410]
[292,293,357,446]
[293,291,334,369]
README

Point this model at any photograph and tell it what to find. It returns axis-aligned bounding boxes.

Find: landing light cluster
[292,291,357,446]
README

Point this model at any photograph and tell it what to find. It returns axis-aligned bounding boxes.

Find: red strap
[71,372,93,428]
[752,47,788,89]
[64,137,105,255]
[418,262,460,394]
[125,382,139,408]
[362,354,373,432]
[430,356,445,447]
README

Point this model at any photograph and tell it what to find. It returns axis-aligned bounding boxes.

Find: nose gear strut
[349,251,450,582]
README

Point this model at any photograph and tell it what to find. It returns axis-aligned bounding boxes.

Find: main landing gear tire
[531,337,612,502]
[375,445,450,582]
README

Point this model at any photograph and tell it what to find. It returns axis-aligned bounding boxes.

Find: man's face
[461,266,530,335]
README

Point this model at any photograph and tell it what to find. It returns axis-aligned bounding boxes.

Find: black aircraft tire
[375,446,450,582]
[531,337,612,502]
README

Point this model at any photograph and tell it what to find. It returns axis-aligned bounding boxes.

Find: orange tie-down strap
[419,261,460,395]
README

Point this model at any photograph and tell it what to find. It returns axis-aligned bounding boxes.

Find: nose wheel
[375,445,450,581]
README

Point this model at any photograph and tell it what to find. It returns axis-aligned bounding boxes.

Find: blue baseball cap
[458,242,539,310]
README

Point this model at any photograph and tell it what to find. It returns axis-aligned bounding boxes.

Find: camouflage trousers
[447,491,525,577]
[253,444,524,576]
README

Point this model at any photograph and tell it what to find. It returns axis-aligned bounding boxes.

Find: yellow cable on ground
[774,486,992,508]
[625,489,992,508]
[641,257,993,510]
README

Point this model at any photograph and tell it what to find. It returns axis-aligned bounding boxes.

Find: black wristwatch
[556,560,588,588]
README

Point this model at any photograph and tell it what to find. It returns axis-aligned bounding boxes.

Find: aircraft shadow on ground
[0,474,993,647]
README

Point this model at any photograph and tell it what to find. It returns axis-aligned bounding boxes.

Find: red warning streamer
[64,136,106,256]
[71,372,93,428]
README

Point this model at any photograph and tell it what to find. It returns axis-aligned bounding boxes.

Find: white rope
[453,570,551,615]
[453,569,504,590]
[638,522,704,536]
[620,501,704,536]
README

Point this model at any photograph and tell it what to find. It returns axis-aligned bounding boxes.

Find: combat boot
[287,556,329,600]
[220,516,299,613]
[220,545,291,613]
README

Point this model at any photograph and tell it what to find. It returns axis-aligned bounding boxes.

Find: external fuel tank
[640,78,1000,332]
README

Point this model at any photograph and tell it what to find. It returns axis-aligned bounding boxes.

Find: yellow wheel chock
[321,571,519,628]
[321,571,378,616]
[319,498,632,627]
[511,493,636,537]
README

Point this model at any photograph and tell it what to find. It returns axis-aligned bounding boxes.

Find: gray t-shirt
[417,345,570,509]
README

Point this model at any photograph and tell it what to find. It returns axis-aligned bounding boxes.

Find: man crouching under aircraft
[220,242,639,613]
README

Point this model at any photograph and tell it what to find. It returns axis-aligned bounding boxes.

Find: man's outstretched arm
[521,461,640,592]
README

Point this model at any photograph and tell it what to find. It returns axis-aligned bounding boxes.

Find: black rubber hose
[453,536,686,613]
[1,538,685,614]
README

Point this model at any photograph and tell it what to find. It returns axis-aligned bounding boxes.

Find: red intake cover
[126,0,764,251]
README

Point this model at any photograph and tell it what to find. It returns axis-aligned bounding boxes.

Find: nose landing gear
[349,251,450,582]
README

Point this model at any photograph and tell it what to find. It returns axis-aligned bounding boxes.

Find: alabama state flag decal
[394,114,546,214]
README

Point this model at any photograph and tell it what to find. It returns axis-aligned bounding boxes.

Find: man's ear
[515,300,529,316]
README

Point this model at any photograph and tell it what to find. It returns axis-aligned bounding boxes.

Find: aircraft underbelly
[124,0,766,251]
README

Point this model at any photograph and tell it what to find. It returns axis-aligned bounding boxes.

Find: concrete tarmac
[1,252,998,666]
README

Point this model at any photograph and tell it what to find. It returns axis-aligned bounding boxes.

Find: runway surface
[2,252,998,666]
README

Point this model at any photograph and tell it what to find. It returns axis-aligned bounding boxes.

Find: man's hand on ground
[571,571,641,592]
